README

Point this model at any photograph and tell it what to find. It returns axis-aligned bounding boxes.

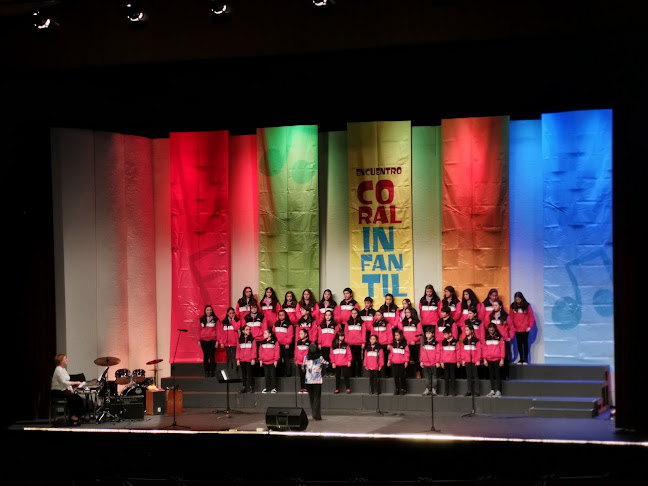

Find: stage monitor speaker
[266,407,308,431]
[110,396,145,420]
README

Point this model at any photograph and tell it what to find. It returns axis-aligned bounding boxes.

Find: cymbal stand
[96,367,121,424]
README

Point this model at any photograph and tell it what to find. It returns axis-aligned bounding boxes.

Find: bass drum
[121,384,147,397]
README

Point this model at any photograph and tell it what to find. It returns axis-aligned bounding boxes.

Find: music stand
[213,368,243,417]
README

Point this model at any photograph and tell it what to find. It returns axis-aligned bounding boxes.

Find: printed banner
[441,116,510,303]
[170,131,230,363]
[257,125,319,297]
[348,121,413,304]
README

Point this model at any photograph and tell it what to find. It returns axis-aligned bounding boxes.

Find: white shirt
[51,366,72,391]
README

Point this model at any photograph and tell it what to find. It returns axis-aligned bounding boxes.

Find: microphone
[177,329,188,332]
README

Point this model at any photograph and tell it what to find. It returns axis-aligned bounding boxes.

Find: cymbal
[146,358,163,365]
[148,368,164,372]
[94,356,121,367]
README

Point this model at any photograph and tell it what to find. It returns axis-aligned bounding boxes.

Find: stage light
[210,1,230,15]
[32,10,52,29]
[312,0,334,14]
[126,2,146,22]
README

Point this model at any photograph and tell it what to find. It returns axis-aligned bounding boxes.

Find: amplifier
[109,396,145,420]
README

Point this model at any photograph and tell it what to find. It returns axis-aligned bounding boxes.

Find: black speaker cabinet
[265,407,308,431]
[110,396,145,420]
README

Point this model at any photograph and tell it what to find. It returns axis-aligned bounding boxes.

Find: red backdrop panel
[170,131,230,363]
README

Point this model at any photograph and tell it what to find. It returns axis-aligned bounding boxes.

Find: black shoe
[465,392,472,396]
[369,391,374,395]
[393,390,399,396]
[400,389,407,395]
[239,387,247,394]
[443,392,449,396]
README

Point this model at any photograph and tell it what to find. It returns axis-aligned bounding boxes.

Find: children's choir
[199,285,535,397]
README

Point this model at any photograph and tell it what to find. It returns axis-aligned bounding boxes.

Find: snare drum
[115,368,132,385]
[121,384,147,396]
[132,369,146,383]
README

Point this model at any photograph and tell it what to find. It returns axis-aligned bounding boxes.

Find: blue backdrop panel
[541,109,614,367]
[509,120,544,364]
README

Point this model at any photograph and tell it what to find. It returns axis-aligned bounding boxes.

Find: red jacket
[216,317,240,347]
[363,343,384,370]
[482,333,505,361]
[419,338,440,367]
[282,303,300,325]
[402,318,422,345]
[439,298,462,321]
[318,321,338,348]
[487,311,515,341]
[388,340,410,365]
[378,304,399,327]
[460,336,482,364]
[317,302,337,325]
[370,319,396,346]
[435,317,458,342]
[236,335,256,362]
[259,300,282,328]
[244,313,265,341]
[199,316,219,341]
[258,338,280,365]
[463,318,485,342]
[273,319,294,346]
[331,343,352,367]
[336,299,359,324]
[294,338,311,368]
[419,297,441,326]
[439,337,460,364]
[296,318,318,343]
[296,302,320,322]
[236,299,254,322]
[360,308,376,327]
[480,300,508,324]
[510,304,536,332]
[344,317,366,346]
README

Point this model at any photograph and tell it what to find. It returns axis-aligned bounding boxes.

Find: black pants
[392,363,406,393]
[224,346,237,369]
[240,362,254,391]
[422,365,437,391]
[487,360,502,392]
[465,362,479,395]
[298,365,306,390]
[516,331,530,363]
[407,344,420,378]
[280,345,292,376]
[335,366,351,391]
[51,389,85,419]
[263,364,276,391]
[350,345,363,377]
[443,363,457,395]
[369,370,381,394]
[306,384,322,419]
[503,340,511,379]
[321,347,331,375]
[200,340,216,373]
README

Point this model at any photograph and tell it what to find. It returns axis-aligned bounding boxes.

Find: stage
[8,406,647,485]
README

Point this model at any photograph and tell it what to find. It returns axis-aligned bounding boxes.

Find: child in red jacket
[388,329,410,395]
[331,332,353,393]
[344,308,366,377]
[259,328,280,394]
[217,307,240,371]
[294,328,311,394]
[273,309,294,377]
[483,323,505,397]
[510,291,535,365]
[363,334,384,395]
[439,328,459,396]
[419,328,439,396]
[318,309,338,375]
[236,325,256,393]
[460,324,482,396]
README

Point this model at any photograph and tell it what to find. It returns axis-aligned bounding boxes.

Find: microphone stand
[164,330,190,430]
[462,338,482,419]
[421,335,440,432]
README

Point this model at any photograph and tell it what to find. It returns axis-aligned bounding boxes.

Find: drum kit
[94,356,164,423]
